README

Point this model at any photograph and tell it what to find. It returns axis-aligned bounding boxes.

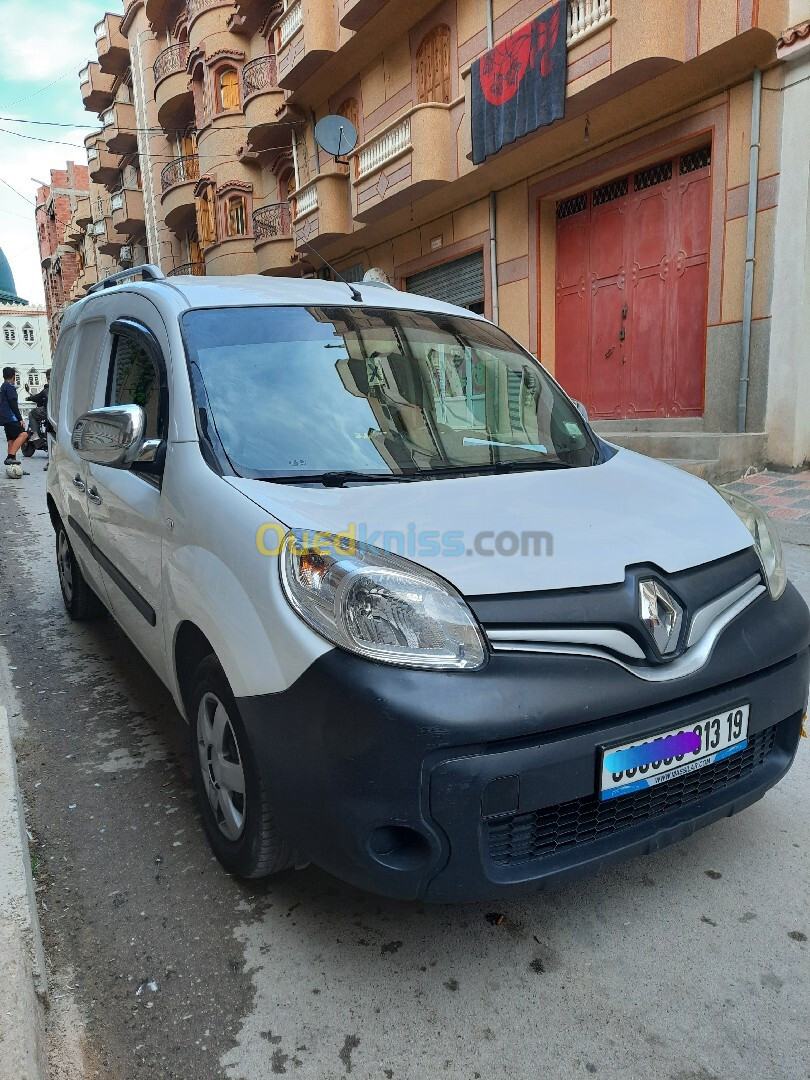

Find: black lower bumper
[238,583,810,901]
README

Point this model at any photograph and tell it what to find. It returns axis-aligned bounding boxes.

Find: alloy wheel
[196,692,247,841]
[57,530,74,604]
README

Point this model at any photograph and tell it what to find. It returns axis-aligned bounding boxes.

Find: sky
[0,0,114,305]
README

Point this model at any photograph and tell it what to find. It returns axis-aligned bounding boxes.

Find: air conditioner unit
[119,245,133,264]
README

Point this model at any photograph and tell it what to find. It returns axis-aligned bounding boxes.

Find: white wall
[766,38,810,468]
[0,307,52,409]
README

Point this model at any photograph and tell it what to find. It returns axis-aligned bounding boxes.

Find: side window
[48,324,74,425]
[106,332,162,440]
[68,318,107,427]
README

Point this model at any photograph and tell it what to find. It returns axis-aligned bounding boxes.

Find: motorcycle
[22,408,49,458]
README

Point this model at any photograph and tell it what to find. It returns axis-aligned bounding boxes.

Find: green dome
[0,245,27,305]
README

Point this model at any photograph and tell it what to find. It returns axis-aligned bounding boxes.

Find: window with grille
[680,146,711,174]
[556,193,588,219]
[3,323,16,346]
[593,177,628,205]
[22,324,35,346]
[226,195,248,237]
[634,161,673,191]
[218,67,240,112]
[29,370,39,386]
[416,25,451,104]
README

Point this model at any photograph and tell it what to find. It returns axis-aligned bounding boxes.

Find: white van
[46,266,809,901]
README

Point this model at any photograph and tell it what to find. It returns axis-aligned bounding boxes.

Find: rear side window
[67,318,106,428]
[48,325,74,428]
[106,332,161,440]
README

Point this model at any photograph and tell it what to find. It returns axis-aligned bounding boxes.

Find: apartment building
[34,162,91,347]
[66,0,808,471]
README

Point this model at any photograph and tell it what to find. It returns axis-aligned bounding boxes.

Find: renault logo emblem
[638,580,683,657]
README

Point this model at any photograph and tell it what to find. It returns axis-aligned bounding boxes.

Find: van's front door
[83,296,170,682]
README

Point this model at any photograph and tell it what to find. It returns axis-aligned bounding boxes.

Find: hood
[227,449,754,596]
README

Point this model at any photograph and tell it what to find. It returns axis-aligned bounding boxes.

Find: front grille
[487,725,777,866]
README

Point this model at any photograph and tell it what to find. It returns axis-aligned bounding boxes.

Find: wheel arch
[46,492,61,532]
[174,621,217,721]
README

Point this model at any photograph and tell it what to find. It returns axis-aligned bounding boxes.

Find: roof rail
[87,264,166,295]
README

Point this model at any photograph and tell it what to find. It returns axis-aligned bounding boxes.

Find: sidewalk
[725,469,810,546]
[0,703,48,1080]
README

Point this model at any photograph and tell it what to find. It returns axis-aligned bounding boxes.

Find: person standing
[1,367,28,466]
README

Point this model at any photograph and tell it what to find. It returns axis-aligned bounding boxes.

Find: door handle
[87,486,102,505]
[73,475,85,492]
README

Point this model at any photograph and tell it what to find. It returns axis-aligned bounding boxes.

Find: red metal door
[554,147,710,419]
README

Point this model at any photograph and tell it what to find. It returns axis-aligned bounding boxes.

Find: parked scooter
[22,408,48,458]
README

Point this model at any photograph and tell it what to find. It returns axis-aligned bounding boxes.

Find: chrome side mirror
[72,405,149,468]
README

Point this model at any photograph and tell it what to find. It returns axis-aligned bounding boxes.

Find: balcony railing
[242,54,279,98]
[79,65,90,86]
[87,147,99,162]
[252,201,292,240]
[278,1,303,48]
[160,154,200,192]
[110,192,125,212]
[168,262,206,276]
[293,182,317,219]
[92,221,105,236]
[154,42,189,84]
[94,18,108,40]
[355,116,411,180]
[567,0,612,45]
[101,107,115,128]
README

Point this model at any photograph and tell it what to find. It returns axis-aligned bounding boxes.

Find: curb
[0,705,48,1080]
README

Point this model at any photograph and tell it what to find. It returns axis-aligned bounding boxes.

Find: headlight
[716,487,787,599]
[279,532,487,670]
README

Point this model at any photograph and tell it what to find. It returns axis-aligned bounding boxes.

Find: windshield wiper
[258,471,419,487]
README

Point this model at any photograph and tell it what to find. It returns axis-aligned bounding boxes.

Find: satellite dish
[314,114,358,164]
[363,268,391,285]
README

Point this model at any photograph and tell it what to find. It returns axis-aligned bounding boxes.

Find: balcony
[79,62,115,113]
[95,13,129,76]
[154,42,192,129]
[160,155,200,232]
[87,140,122,187]
[339,0,388,31]
[291,173,351,250]
[252,202,295,275]
[276,0,337,91]
[228,0,274,36]
[143,0,176,32]
[98,217,123,256]
[75,196,93,229]
[351,103,453,224]
[101,101,138,155]
[242,55,288,152]
[167,262,206,277]
[111,188,145,236]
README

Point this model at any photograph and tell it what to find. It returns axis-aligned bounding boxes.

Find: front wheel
[189,657,293,879]
[56,522,104,620]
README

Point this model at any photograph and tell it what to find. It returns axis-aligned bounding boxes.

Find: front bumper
[238,583,810,901]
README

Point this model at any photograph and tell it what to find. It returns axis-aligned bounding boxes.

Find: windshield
[181,306,600,480]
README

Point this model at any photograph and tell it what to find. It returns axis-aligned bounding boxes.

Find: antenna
[313,114,359,166]
[298,238,364,303]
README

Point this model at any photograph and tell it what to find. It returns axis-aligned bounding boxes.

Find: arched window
[3,323,16,346]
[196,184,217,247]
[416,25,451,104]
[225,194,247,237]
[218,67,240,112]
[22,324,35,345]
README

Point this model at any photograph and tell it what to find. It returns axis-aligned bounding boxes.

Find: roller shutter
[405,251,485,311]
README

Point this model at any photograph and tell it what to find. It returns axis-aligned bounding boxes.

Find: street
[1,463,808,1080]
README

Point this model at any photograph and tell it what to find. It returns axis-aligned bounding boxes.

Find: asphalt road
[1,462,808,1080]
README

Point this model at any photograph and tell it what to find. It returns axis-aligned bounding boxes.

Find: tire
[189,656,293,879]
[55,522,105,620]
[21,442,35,458]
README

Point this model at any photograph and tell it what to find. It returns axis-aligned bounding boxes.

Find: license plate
[599,704,750,801]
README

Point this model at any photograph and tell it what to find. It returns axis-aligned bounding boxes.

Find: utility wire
[0,113,302,137]
[0,176,35,205]
[1,71,74,110]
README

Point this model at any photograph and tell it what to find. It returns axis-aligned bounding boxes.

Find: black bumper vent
[488,725,777,866]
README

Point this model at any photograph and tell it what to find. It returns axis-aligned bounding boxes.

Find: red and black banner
[471,1,566,165]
